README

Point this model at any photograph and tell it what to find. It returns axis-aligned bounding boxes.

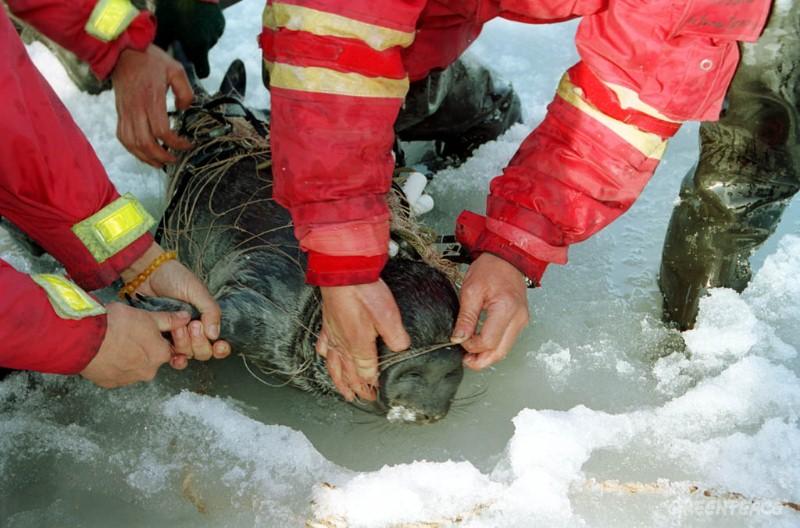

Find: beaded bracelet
[118,250,177,299]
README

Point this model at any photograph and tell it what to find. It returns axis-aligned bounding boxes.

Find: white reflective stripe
[557,75,668,160]
[85,0,139,42]
[603,81,681,123]
[265,60,409,99]
[32,274,106,320]
[263,2,415,51]
[72,193,156,263]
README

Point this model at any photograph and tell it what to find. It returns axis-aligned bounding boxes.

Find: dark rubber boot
[395,57,522,167]
[659,3,800,330]
[153,0,225,79]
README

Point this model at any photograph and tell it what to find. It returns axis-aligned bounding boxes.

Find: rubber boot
[153,0,225,79]
[395,57,522,168]
[659,2,800,330]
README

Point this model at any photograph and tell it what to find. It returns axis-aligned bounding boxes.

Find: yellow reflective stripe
[85,0,139,42]
[263,2,415,51]
[72,193,155,263]
[603,81,681,123]
[557,75,667,160]
[32,274,106,320]
[265,60,409,99]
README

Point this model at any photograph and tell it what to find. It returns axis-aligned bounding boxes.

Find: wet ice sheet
[2,2,800,526]
[4,243,800,526]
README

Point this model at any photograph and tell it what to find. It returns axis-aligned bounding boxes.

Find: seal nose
[386,404,446,424]
[416,412,444,425]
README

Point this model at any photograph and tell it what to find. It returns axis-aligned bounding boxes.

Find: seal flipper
[219,59,246,98]
[210,287,281,351]
[127,294,201,320]
[128,289,269,352]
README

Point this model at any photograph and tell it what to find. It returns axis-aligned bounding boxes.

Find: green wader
[659,2,800,330]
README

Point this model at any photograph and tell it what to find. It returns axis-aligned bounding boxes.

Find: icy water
[2,2,799,527]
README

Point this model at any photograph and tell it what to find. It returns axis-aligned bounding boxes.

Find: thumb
[368,289,411,352]
[149,310,191,333]
[361,280,411,352]
[315,327,330,358]
[451,287,483,343]
[168,63,194,110]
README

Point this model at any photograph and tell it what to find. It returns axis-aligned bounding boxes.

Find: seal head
[373,259,464,424]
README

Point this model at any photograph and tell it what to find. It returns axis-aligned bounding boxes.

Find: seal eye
[444,369,460,380]
[400,369,423,381]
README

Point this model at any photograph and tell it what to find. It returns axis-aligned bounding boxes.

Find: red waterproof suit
[260,0,773,286]
[0,1,157,374]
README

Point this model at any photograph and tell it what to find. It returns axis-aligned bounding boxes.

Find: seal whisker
[378,341,454,370]
[246,353,317,387]
[240,354,293,388]
[350,415,383,427]
[452,386,488,403]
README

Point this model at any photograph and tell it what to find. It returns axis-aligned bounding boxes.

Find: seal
[136,61,465,424]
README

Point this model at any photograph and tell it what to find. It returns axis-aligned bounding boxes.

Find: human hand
[111,45,193,167]
[450,253,529,369]
[80,302,190,388]
[317,281,411,401]
[121,243,230,369]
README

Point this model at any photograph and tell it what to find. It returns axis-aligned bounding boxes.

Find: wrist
[115,47,137,66]
[473,233,547,287]
[456,211,547,287]
[120,242,164,285]
[93,11,156,79]
[110,44,149,79]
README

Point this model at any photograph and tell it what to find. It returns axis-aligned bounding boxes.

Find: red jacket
[0,1,157,374]
[260,0,772,286]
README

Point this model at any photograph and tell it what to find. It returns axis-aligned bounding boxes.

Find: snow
[775,0,792,15]
[2,1,799,527]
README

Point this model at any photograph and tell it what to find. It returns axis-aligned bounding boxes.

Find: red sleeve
[261,0,426,286]
[6,0,155,79]
[456,0,772,285]
[0,261,106,374]
[0,12,153,291]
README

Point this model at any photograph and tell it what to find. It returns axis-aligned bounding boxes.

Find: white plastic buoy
[411,194,435,216]
[388,239,400,257]
[401,171,428,206]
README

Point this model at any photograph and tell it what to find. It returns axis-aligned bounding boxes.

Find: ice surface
[775,0,792,15]
[2,1,799,527]
[200,0,269,111]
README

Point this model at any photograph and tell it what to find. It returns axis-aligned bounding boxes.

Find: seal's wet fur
[139,62,464,423]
